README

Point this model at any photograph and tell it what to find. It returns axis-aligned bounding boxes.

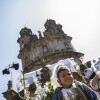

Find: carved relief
[64,42,72,49]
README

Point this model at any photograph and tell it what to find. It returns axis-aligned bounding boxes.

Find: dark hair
[57,67,69,79]
[89,72,96,79]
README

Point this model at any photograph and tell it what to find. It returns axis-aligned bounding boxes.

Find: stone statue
[44,19,64,34]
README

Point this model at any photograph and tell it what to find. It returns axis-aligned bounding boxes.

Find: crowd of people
[85,66,100,98]
[50,60,100,100]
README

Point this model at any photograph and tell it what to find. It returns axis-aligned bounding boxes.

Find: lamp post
[16,71,31,100]
[2,63,19,83]
[16,59,50,100]
[2,63,19,75]
[2,63,19,100]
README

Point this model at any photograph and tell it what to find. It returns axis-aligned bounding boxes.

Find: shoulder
[75,81,97,99]
[52,87,63,100]
[54,87,63,92]
[75,81,95,92]
[75,80,88,87]
[74,80,83,86]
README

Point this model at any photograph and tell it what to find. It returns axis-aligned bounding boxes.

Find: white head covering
[50,63,70,89]
[85,67,96,79]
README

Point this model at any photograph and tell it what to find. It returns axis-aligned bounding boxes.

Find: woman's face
[58,69,74,88]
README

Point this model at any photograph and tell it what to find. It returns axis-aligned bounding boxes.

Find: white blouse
[61,83,77,100]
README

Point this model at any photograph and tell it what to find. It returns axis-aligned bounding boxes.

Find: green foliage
[42,81,54,100]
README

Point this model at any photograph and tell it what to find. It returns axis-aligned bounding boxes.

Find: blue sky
[0,0,100,99]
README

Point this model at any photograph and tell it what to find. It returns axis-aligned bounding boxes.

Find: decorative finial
[8,80,12,90]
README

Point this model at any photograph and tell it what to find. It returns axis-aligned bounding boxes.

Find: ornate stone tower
[17,19,84,73]
[2,81,17,100]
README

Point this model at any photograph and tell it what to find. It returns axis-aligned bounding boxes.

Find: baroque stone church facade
[17,19,84,73]
[2,19,84,100]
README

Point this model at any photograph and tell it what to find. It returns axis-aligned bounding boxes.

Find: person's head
[84,67,96,80]
[56,66,74,88]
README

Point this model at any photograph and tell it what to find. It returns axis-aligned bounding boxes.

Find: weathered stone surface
[17,19,84,73]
